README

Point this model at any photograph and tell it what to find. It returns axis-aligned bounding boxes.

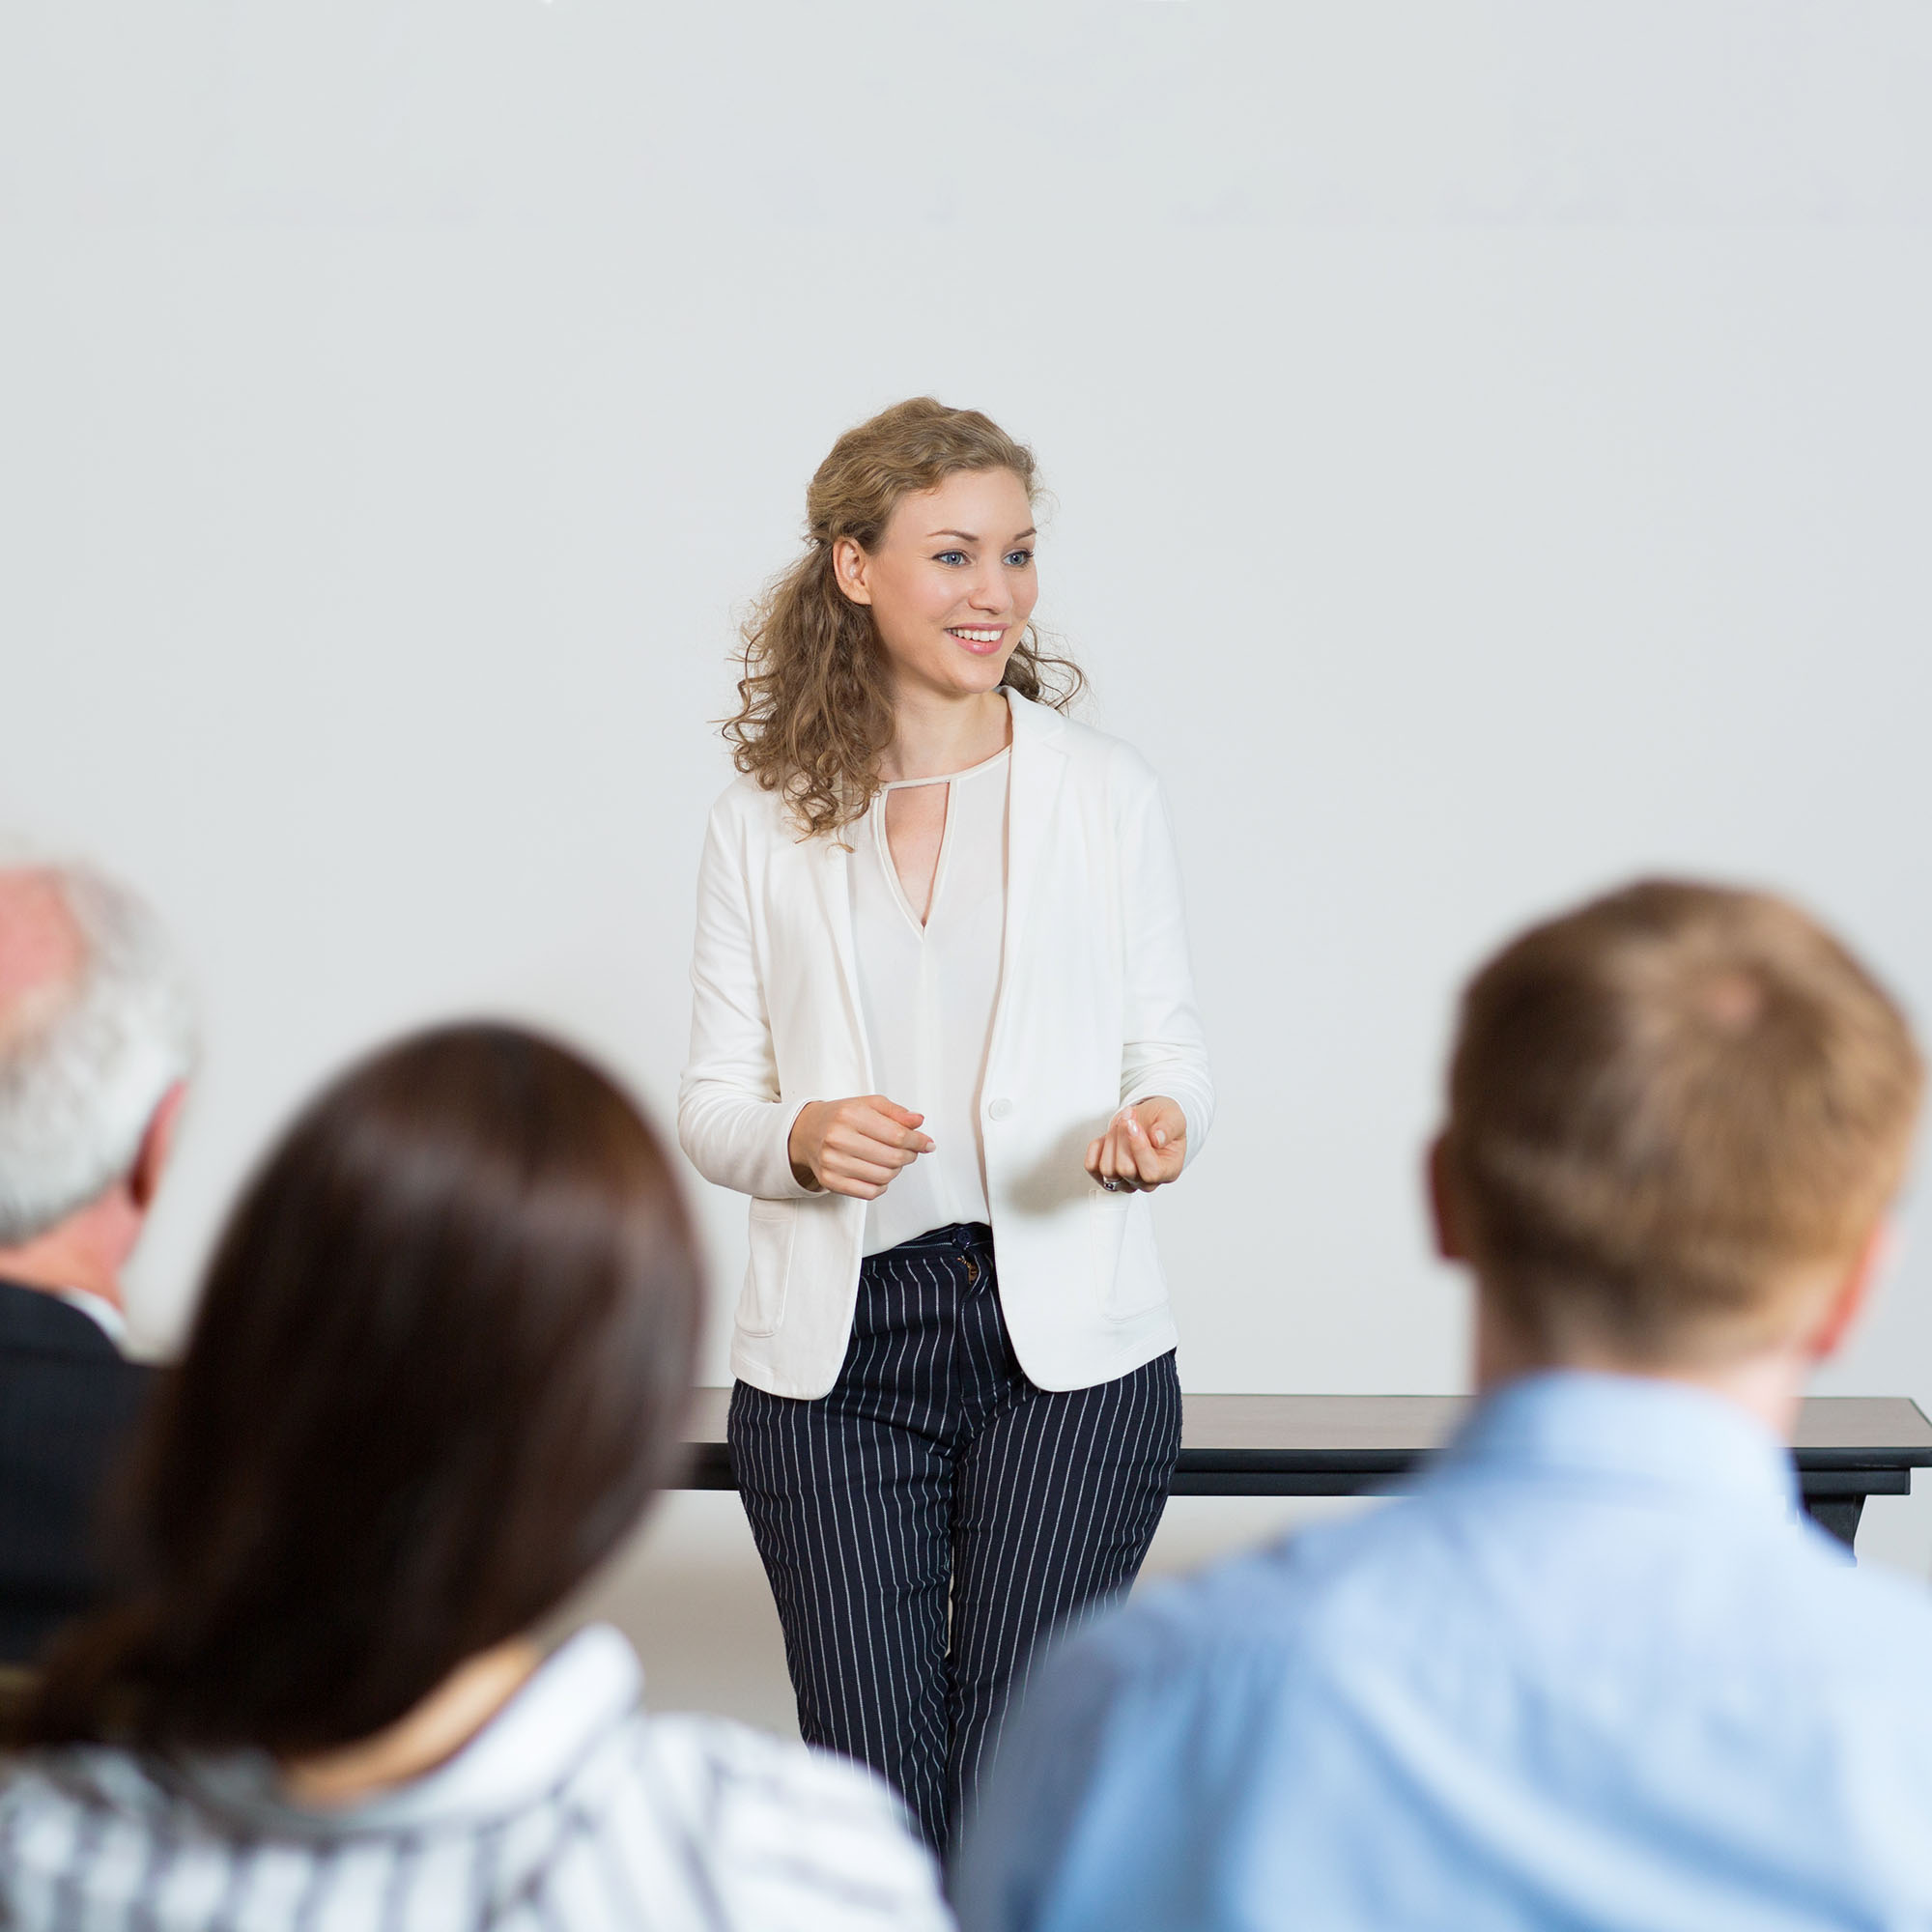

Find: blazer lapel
[810,826,874,1089]
[998,690,1069,1021]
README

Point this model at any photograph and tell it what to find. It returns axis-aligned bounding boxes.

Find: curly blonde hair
[724,397,1085,838]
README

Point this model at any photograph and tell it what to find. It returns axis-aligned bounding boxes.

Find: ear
[831,535,873,607]
[1427,1133,1465,1263]
[1803,1217,1894,1366]
[129,1081,187,1214]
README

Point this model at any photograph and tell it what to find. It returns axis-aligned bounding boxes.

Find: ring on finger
[1101,1177,1124,1193]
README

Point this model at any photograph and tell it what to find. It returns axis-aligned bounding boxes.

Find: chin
[948,650,1018,694]
[902,641,1020,701]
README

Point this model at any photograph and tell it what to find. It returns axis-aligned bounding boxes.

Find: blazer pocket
[1092,1190,1166,1320]
[738,1196,797,1337]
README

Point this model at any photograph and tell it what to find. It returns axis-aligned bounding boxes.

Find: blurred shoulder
[636,1714,950,1927]
[0,1744,169,1820]
[1783,1522,1932,1675]
[637,1707,915,1818]
[1053,1522,1355,1701]
[0,1746,187,1910]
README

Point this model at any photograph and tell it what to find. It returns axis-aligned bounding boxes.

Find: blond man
[956,881,1932,1931]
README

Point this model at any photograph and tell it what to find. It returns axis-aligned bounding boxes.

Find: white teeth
[950,627,1003,642]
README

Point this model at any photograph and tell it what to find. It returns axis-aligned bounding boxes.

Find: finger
[824,1153,902,1189]
[823,1128,904,1167]
[829,1127,921,1168]
[1118,1111,1160,1183]
[1085,1138,1104,1177]
[833,1134,916,1169]
[1127,1099,1182,1153]
[857,1108,934,1153]
[875,1097,928,1130]
[822,1173,886,1200]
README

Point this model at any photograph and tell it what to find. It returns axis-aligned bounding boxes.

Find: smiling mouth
[947,626,1007,651]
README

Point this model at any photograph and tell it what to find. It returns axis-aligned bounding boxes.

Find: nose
[966,561,1009,614]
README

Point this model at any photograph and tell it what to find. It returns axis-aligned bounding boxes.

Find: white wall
[6,7,1932,1707]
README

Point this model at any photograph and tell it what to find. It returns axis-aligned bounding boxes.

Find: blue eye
[934,551,969,566]
[1005,549,1034,568]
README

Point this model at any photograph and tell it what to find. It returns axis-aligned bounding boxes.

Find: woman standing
[680,398,1213,1849]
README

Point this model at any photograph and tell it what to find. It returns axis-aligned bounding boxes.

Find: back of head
[0,864,195,1246]
[1442,880,1924,1366]
[25,1024,702,1755]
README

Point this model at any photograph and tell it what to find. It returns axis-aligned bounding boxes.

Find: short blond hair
[1441,880,1923,1363]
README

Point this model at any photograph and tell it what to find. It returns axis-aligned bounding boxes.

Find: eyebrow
[926,527,1038,543]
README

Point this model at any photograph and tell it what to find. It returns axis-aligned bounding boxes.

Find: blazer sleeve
[1112,749,1215,1164]
[677,793,819,1202]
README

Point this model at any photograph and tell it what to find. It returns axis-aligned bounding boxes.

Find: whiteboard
[6,6,1931,1585]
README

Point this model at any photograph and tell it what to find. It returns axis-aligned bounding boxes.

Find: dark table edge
[676,1444,1923,1497]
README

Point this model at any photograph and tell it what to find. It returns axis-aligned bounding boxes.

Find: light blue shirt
[955,1373,1932,1932]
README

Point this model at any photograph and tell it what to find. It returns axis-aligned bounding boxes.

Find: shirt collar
[176,1623,641,1836]
[55,1286,129,1352]
[1436,1370,1800,1519]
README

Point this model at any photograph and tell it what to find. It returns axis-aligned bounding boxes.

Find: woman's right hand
[788,1096,934,1199]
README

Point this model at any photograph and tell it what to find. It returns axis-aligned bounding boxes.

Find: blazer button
[987,1098,1013,1121]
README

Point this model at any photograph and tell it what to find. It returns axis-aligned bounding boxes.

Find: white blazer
[678,690,1214,1399]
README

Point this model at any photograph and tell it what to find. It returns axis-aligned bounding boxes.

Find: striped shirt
[0,1624,953,1930]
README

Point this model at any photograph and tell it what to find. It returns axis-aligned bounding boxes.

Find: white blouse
[849,747,1009,1256]
[681,689,1214,1396]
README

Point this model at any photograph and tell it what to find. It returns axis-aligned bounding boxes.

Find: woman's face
[835,468,1038,702]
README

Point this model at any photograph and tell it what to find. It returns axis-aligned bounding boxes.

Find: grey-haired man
[0,863,194,1662]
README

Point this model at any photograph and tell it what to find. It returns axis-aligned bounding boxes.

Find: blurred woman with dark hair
[0,1025,948,1930]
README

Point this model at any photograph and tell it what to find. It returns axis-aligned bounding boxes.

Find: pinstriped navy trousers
[728,1221,1181,1851]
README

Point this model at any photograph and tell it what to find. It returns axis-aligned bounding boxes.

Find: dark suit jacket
[0,1278,155,1664]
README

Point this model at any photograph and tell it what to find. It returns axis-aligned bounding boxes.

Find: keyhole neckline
[873,746,1008,935]
[876,746,1011,792]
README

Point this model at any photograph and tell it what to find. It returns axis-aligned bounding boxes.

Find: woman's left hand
[1085,1097,1187,1194]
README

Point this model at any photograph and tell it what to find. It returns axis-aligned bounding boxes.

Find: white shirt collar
[178,1623,643,1835]
[54,1286,129,1351]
